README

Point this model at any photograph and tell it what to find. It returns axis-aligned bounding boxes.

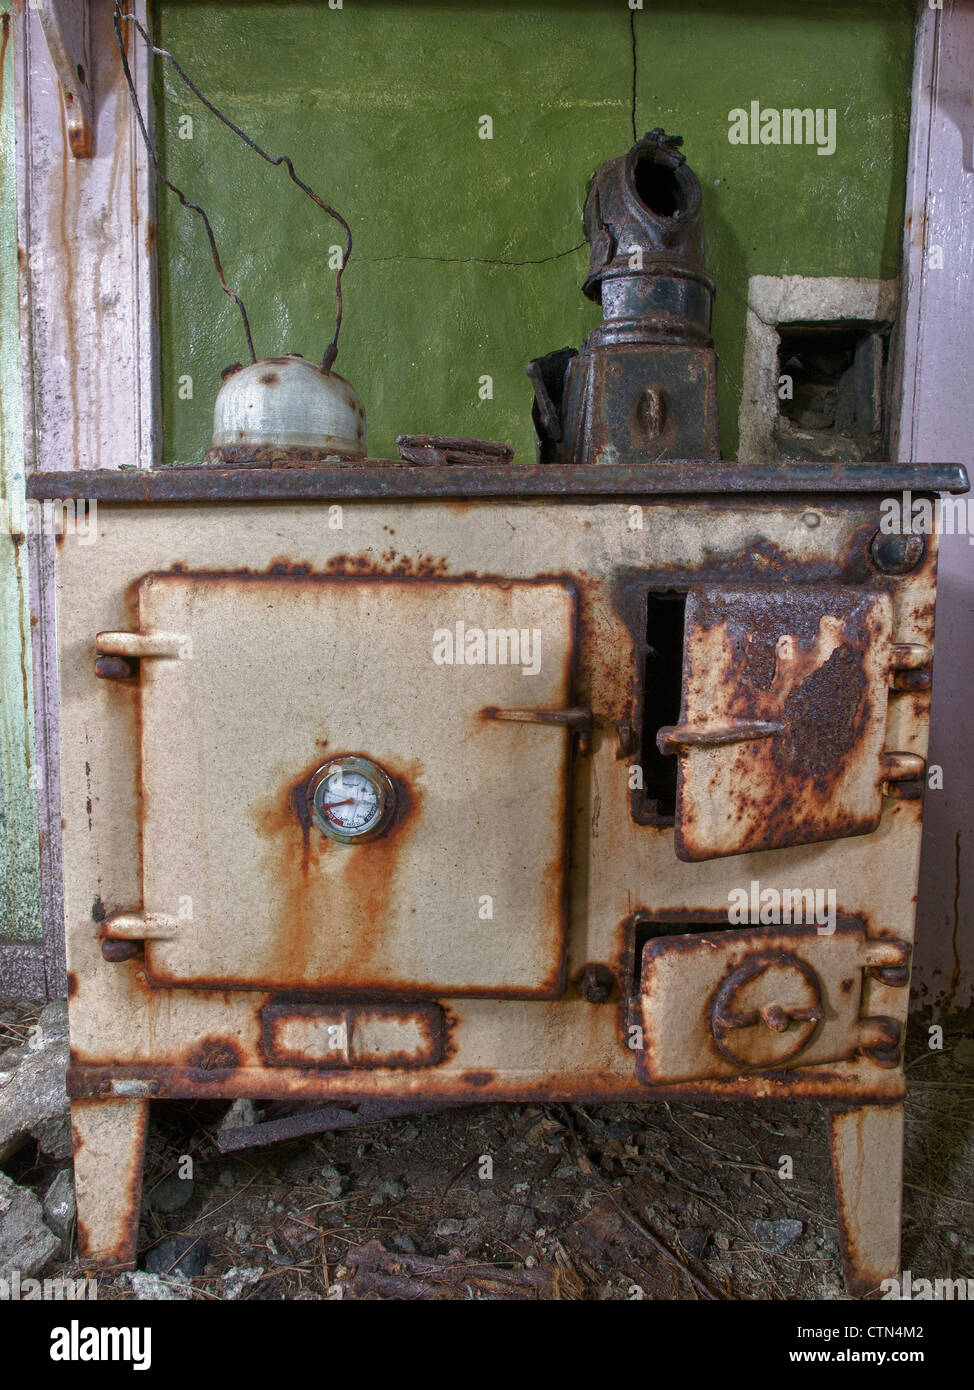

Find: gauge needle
[323,796,376,821]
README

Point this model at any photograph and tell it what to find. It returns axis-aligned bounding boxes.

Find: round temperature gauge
[307,757,396,844]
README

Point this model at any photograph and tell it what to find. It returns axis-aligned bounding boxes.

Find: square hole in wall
[774,321,890,462]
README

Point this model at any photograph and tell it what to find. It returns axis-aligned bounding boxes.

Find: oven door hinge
[102,911,180,941]
[94,629,191,679]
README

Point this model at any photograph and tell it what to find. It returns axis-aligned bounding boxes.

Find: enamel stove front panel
[45,483,947,1298]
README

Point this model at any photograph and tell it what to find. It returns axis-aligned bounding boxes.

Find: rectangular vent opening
[632,917,734,993]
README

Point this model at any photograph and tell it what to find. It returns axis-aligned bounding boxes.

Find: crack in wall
[358,242,586,269]
[362,9,638,270]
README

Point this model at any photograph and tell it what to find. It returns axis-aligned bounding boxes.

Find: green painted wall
[0,0,42,941]
[156,0,915,466]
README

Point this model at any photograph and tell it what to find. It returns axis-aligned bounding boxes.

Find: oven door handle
[480,705,593,753]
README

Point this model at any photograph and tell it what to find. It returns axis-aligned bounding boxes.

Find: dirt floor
[2,1004,972,1301]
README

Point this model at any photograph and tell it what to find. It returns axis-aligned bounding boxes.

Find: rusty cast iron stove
[34,130,968,1296]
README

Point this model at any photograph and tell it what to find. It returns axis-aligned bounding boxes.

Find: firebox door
[101,574,578,998]
[657,585,901,861]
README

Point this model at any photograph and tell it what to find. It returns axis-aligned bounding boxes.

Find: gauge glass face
[309,759,393,843]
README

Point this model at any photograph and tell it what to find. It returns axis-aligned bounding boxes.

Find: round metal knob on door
[710,952,826,1070]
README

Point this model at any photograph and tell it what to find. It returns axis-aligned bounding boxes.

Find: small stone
[435,1218,463,1237]
[678,1226,710,1259]
[36,1003,70,1046]
[30,1113,74,1160]
[144,1235,207,1277]
[221,1265,264,1300]
[368,1177,404,1206]
[0,1030,70,1164]
[755,1218,804,1252]
[0,1172,60,1277]
[219,1098,259,1131]
[43,1168,76,1243]
[393,1233,417,1254]
[128,1270,193,1301]
[146,1173,194,1214]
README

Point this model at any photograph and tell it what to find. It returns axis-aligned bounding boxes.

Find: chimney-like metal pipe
[528,129,719,465]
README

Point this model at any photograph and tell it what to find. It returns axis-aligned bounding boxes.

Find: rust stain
[65,1060,905,1110]
[238,752,426,992]
[188,1037,244,1074]
[260,1000,446,1071]
[670,586,889,860]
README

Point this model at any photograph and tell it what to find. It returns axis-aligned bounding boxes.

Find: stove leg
[827,1102,904,1297]
[71,1097,149,1269]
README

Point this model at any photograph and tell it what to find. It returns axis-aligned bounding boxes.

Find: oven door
[114,573,577,998]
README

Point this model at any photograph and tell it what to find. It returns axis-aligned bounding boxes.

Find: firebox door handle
[656,720,783,755]
[102,911,180,941]
[96,631,189,660]
[481,706,594,754]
